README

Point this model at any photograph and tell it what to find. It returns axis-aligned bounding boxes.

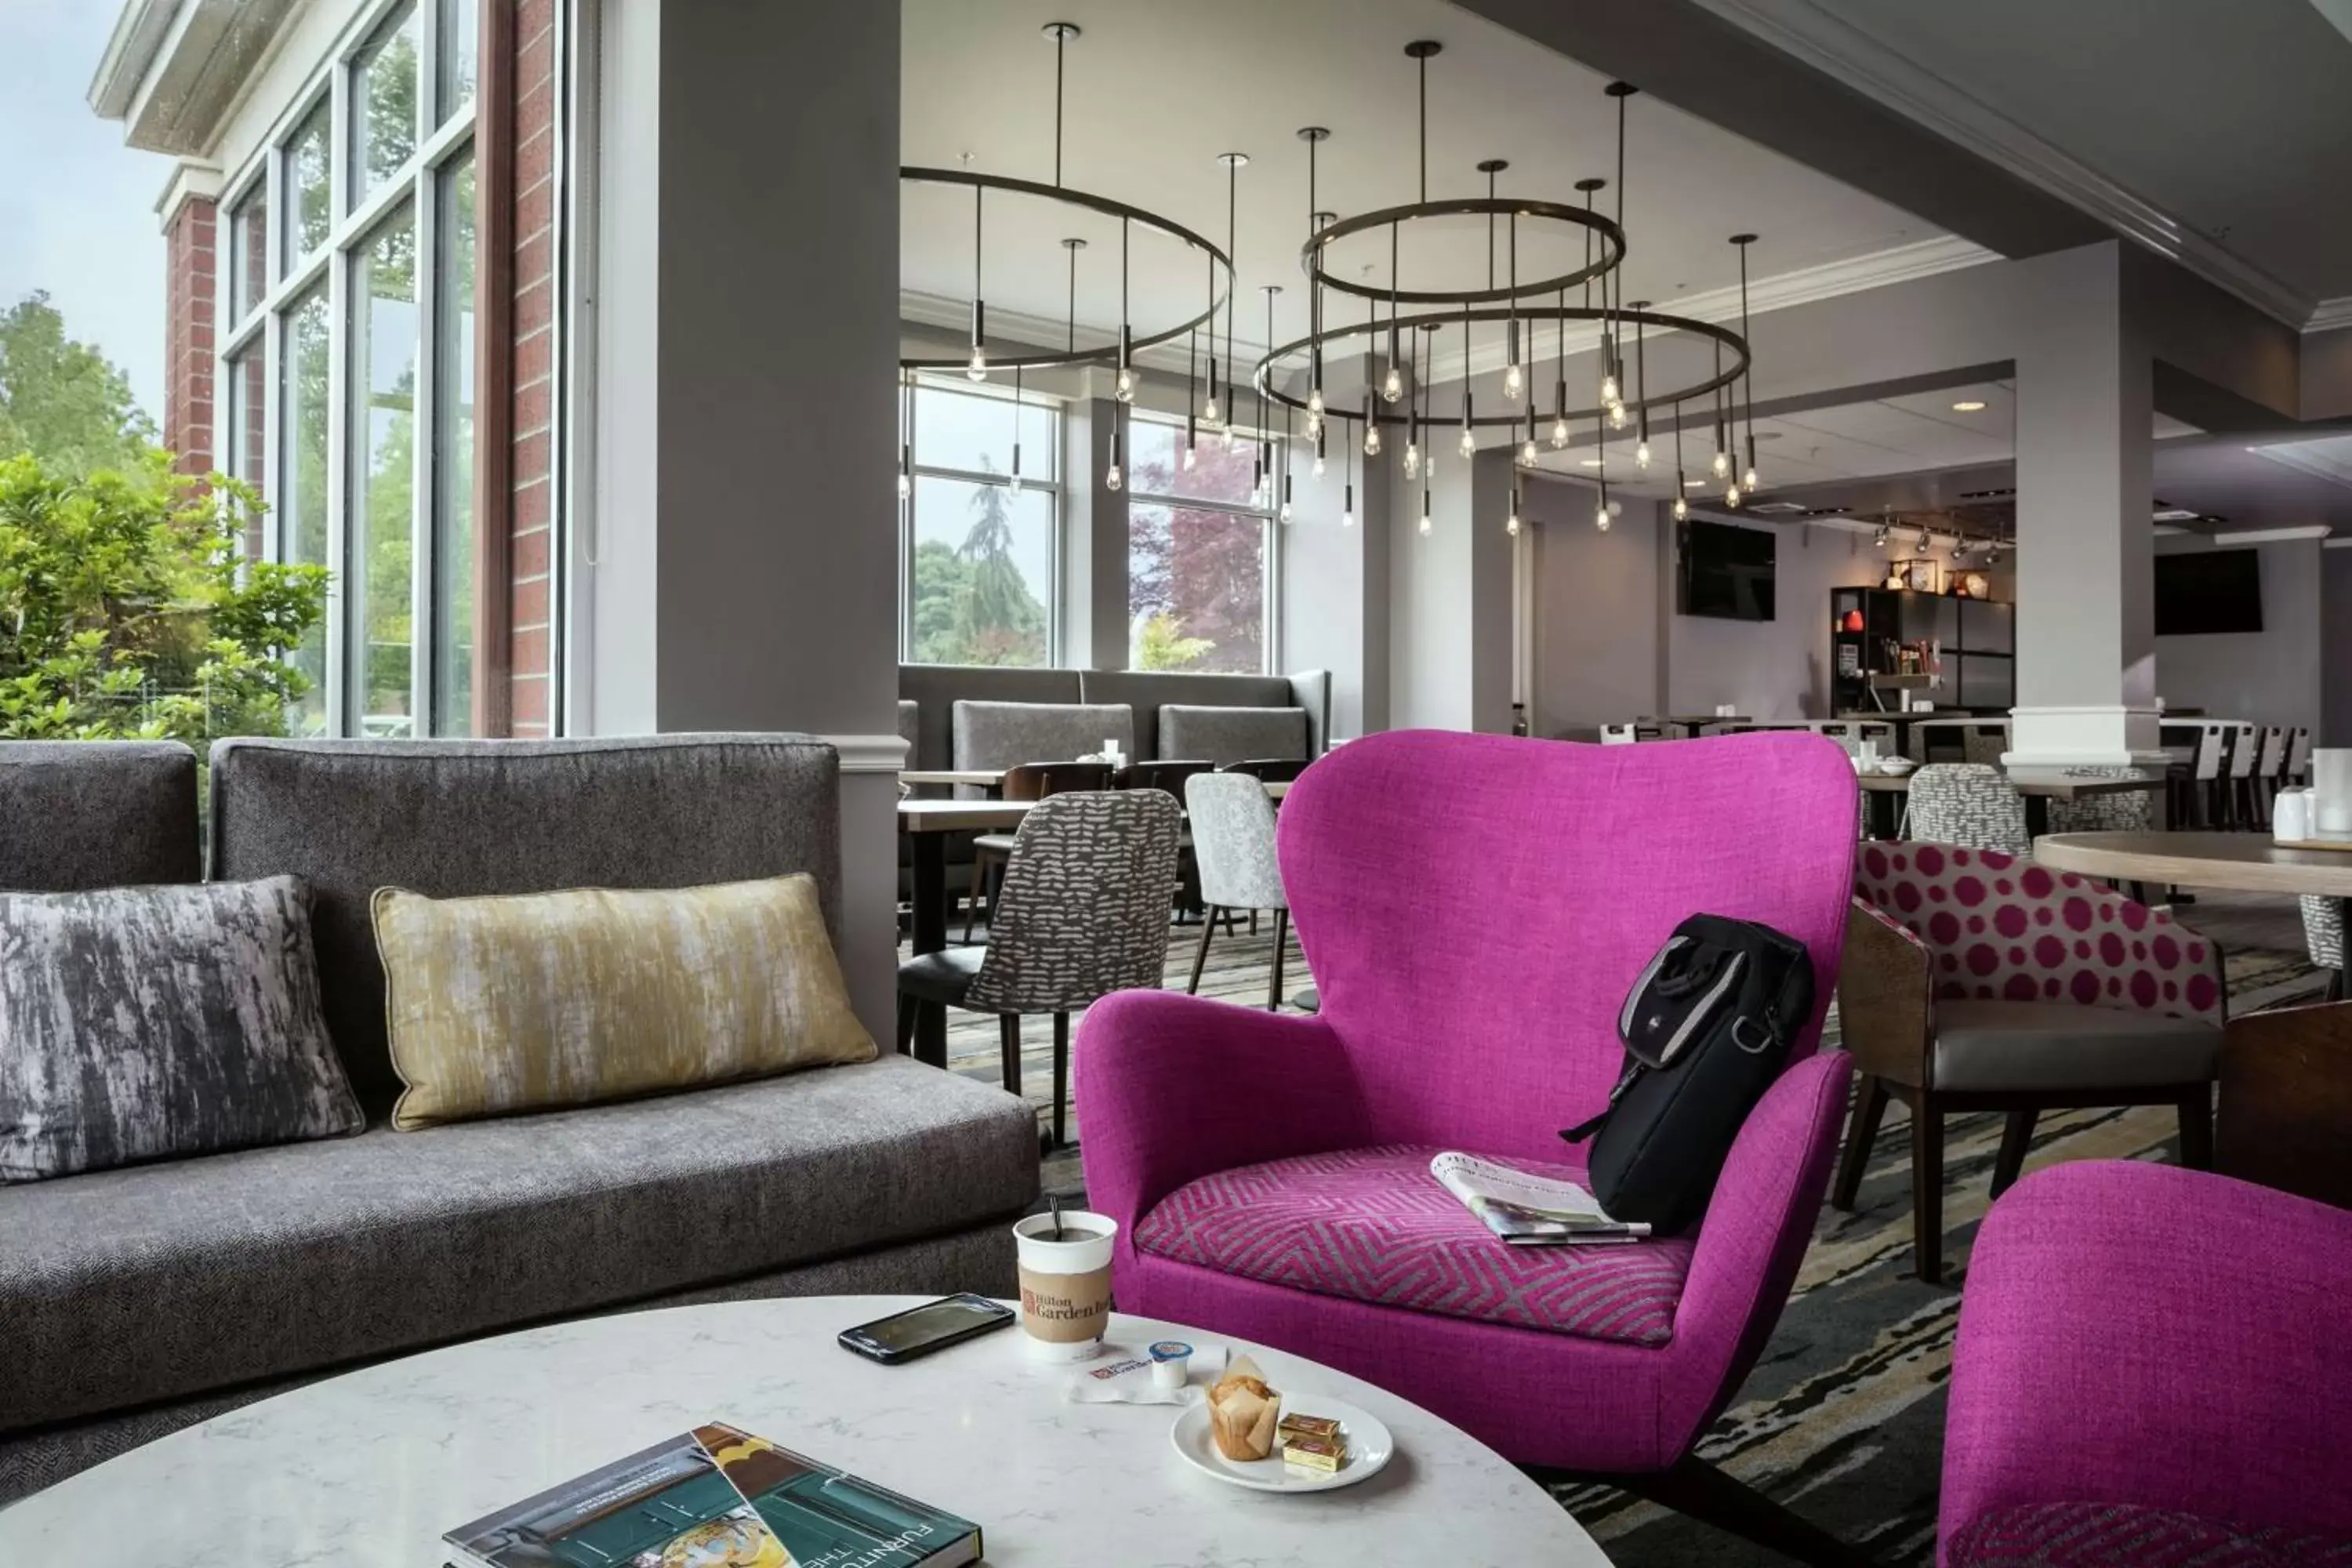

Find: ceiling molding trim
[898,289,1267,379]
[2308,296,2352,334]
[2248,438,2352,491]
[1684,0,2321,329]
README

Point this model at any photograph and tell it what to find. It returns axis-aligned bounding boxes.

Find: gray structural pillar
[1281,356,1393,738]
[583,0,903,1037]
[1388,443,1518,733]
[2007,244,2163,766]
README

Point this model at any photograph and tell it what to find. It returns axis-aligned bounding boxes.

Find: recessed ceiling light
[1578,459,1603,468]
[1682,477,1707,488]
[1951,400,1987,412]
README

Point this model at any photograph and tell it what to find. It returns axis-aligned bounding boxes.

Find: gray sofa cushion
[0,1053,1037,1434]
[1159,705,1311,766]
[1932,1000,2222,1093]
[1078,670,1292,759]
[951,701,1134,771]
[0,742,200,891]
[0,877,362,1181]
[900,665,1081,771]
[208,735,840,1118]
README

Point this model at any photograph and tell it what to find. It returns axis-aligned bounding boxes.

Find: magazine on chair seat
[1430,1151,1653,1247]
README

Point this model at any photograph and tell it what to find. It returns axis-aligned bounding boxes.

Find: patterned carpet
[914,902,2325,1567]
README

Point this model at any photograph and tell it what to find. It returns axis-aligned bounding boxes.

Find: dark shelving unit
[1830,586,2013,714]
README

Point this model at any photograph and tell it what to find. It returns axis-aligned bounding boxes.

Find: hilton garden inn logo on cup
[1013,1210,1118,1360]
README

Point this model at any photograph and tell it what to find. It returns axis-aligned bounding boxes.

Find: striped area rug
[915,922,2320,1567]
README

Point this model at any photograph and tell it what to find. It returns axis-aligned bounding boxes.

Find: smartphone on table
[837,1294,1017,1365]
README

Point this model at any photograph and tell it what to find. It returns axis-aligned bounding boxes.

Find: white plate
[1169,1392,1395,1494]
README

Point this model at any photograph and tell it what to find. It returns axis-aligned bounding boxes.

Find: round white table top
[2034,830,2352,898]
[0,1295,1610,1567]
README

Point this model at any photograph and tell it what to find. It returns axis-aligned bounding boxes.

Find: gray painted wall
[1524,474,1661,735]
[2154,535,2325,734]
[2328,546,2352,746]
[1664,517,1895,720]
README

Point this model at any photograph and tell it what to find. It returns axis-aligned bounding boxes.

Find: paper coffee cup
[1014,1210,1118,1362]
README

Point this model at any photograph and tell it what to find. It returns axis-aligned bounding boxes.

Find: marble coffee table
[0,1294,1611,1566]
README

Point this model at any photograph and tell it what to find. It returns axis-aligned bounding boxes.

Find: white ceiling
[1517,378,2197,497]
[1691,0,2352,320]
[902,0,1952,361]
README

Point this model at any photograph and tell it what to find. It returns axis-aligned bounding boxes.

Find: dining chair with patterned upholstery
[2303,898,2346,1003]
[1839,844,2225,1282]
[1183,771,1291,1009]
[2223,724,2260,827]
[1960,724,2010,768]
[2045,764,2160,834]
[2188,722,2230,827]
[1906,763,2031,855]
[901,789,1184,1147]
[2252,727,2288,826]
[964,760,1116,942]
[2287,727,2314,786]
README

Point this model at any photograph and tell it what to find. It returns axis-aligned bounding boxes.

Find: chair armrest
[2217,1000,2352,1209]
[1941,1161,2352,1546]
[1838,898,1933,1081]
[1661,1050,1853,1452]
[1074,990,1372,1251]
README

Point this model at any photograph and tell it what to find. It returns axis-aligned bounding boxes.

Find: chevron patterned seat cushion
[1945,1502,2352,1566]
[1131,1144,1695,1347]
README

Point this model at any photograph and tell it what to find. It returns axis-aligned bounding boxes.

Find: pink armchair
[1077,730,1864,1563]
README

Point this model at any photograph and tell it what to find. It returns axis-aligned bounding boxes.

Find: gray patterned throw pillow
[0,877,364,1181]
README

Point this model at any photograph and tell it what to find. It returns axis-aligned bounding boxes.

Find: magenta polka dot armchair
[1835,843,2224,1282]
[1076,729,1866,1561]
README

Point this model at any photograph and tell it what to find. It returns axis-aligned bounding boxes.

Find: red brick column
[162,194,219,475]
[508,0,557,736]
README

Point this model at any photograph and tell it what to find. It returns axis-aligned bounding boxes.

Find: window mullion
[412,165,440,735]
[323,64,352,738]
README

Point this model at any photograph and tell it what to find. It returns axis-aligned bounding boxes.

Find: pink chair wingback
[1077,729,1864,1476]
[1278,729,1860,1163]
[1855,842,2224,1025]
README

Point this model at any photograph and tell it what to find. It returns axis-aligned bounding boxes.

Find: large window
[1126,415,1274,673]
[901,383,1061,666]
[222,0,482,736]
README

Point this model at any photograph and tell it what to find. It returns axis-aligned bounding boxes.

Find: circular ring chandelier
[1247,42,1769,535]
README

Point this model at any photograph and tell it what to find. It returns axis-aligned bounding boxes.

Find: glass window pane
[229,182,269,321]
[1127,414,1261,506]
[281,287,332,735]
[912,384,1054,483]
[349,207,419,735]
[908,477,1053,666]
[352,3,421,209]
[1128,501,1265,673]
[225,347,267,555]
[434,156,477,735]
[284,100,332,271]
[439,0,479,122]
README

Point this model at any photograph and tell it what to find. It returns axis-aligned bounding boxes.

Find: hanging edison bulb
[1306,410,1323,441]
[1744,461,1760,491]
[966,345,988,383]
[1635,441,1652,470]
[1595,502,1611,532]
[1725,481,1741,507]
[1550,412,1570,448]
[1403,440,1420,479]
[1711,447,1731,479]
[1600,369,1620,403]
[1009,468,1024,498]
[1342,484,1356,528]
[1308,386,1325,419]
[1115,366,1139,403]
[1382,365,1404,403]
[1107,462,1123,491]
[1181,444,1198,472]
[1203,390,1221,426]
[896,471,911,502]
[1312,452,1327,477]
[1458,425,1477,459]
[1608,402,1628,430]
[1418,508,1432,536]
[1504,362,1523,399]
[1673,491,1690,521]
[1365,423,1383,457]
[1520,437,1539,466]
[1506,506,1522,537]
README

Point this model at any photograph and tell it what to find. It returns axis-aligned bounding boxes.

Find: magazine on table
[1430,1151,1653,1247]
[443,1421,981,1568]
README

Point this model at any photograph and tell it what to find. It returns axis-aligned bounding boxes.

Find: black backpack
[1561,913,1817,1233]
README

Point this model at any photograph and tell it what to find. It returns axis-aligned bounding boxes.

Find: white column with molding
[2006,244,2165,767]
[1388,445,1517,733]
[1281,354,1392,737]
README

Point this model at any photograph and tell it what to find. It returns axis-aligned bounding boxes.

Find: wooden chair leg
[1991,1109,2035,1199]
[1911,1093,1945,1285]
[997,1012,1022,1098]
[2177,1084,2214,1171]
[1249,909,1259,936]
[1051,1011,1071,1149]
[896,991,916,1054]
[1268,909,1289,1011]
[1829,1074,1889,1212]
[1187,912,1216,994]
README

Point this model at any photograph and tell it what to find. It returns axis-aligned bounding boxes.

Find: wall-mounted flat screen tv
[1679,518,1777,621]
[2154,548,2263,636]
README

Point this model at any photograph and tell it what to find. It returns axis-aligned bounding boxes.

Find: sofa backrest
[0,741,201,891]
[952,701,1134,772]
[1159,705,1310,766]
[1276,729,1857,1164]
[899,665,1081,771]
[209,734,840,1119]
[1077,670,1292,758]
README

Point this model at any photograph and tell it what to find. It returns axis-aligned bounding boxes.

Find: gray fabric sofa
[0,735,1036,1503]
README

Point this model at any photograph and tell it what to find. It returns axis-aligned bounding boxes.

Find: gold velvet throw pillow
[372,874,876,1131]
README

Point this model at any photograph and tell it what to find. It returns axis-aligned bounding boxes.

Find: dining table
[896,780,1289,1068]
